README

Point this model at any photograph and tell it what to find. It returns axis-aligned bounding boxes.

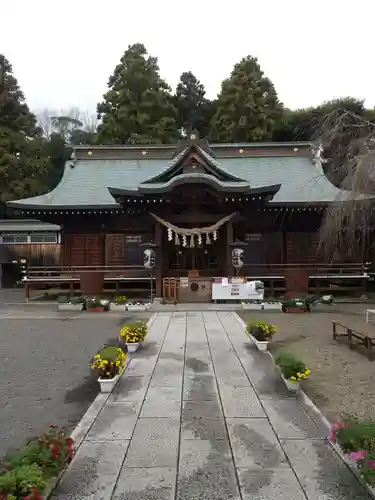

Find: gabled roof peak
[142,139,248,186]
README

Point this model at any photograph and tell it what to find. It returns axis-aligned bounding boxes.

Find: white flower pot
[126,342,141,353]
[98,374,120,393]
[242,303,262,310]
[58,303,83,311]
[126,305,146,312]
[281,374,300,391]
[110,304,126,311]
[248,333,269,351]
[263,302,282,311]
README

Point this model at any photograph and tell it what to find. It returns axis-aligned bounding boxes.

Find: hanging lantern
[143,248,156,269]
[232,248,244,269]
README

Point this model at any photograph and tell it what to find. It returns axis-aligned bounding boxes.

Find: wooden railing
[241,263,369,278]
[22,262,370,299]
[25,265,151,280]
[22,265,155,299]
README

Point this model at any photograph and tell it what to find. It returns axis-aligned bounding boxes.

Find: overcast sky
[1,0,374,115]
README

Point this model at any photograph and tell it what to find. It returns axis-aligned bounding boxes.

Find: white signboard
[212,281,264,301]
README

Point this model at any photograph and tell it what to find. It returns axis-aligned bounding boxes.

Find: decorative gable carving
[181,153,210,176]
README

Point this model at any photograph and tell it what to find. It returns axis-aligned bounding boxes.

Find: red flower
[49,425,58,429]
[65,437,74,446]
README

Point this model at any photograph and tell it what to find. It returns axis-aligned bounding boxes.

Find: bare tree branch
[35,107,98,142]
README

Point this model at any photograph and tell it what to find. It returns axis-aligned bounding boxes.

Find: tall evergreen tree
[210,56,283,142]
[175,71,216,137]
[0,54,49,203]
[97,43,179,144]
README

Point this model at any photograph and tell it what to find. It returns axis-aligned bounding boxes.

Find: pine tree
[175,71,216,137]
[0,54,49,202]
[97,43,179,144]
[210,55,283,142]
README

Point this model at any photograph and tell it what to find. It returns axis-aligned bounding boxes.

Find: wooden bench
[332,320,375,360]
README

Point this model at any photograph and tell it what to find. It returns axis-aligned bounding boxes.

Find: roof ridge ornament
[171,131,216,159]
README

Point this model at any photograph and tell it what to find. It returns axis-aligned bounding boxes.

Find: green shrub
[331,416,375,486]
[335,416,375,455]
[6,426,74,479]
[57,295,69,303]
[275,351,310,382]
[70,295,85,305]
[281,298,309,310]
[0,464,46,498]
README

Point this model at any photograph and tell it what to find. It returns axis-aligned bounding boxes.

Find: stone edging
[45,313,157,499]
[232,312,375,499]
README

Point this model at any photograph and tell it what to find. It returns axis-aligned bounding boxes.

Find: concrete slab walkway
[51,312,372,500]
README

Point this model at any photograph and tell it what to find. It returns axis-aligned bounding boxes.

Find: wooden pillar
[226,222,233,277]
[155,222,162,297]
[285,269,309,298]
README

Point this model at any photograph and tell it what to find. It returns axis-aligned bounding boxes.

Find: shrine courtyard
[51,310,372,499]
[0,301,374,498]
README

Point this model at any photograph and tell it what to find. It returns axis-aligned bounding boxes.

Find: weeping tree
[314,101,375,260]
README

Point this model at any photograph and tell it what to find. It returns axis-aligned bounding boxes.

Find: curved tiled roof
[7,146,372,209]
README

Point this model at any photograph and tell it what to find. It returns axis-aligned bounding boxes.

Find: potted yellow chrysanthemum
[275,351,310,391]
[111,295,127,311]
[119,321,148,353]
[91,345,127,392]
[245,321,276,351]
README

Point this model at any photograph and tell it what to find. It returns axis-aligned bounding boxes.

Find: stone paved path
[52,312,372,499]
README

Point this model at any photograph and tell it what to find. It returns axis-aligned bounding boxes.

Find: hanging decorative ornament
[149,212,236,248]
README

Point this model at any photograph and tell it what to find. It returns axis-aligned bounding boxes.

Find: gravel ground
[238,303,375,422]
[0,313,151,459]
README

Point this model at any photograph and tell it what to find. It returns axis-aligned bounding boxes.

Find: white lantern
[143,248,156,269]
[232,248,244,269]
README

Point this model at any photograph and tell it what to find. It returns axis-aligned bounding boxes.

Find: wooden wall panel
[68,235,85,266]
[105,234,125,266]
[4,244,61,266]
[85,235,102,266]
[65,234,103,266]
[244,232,283,265]
[286,232,323,263]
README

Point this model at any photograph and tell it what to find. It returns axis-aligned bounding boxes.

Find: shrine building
[7,133,371,301]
